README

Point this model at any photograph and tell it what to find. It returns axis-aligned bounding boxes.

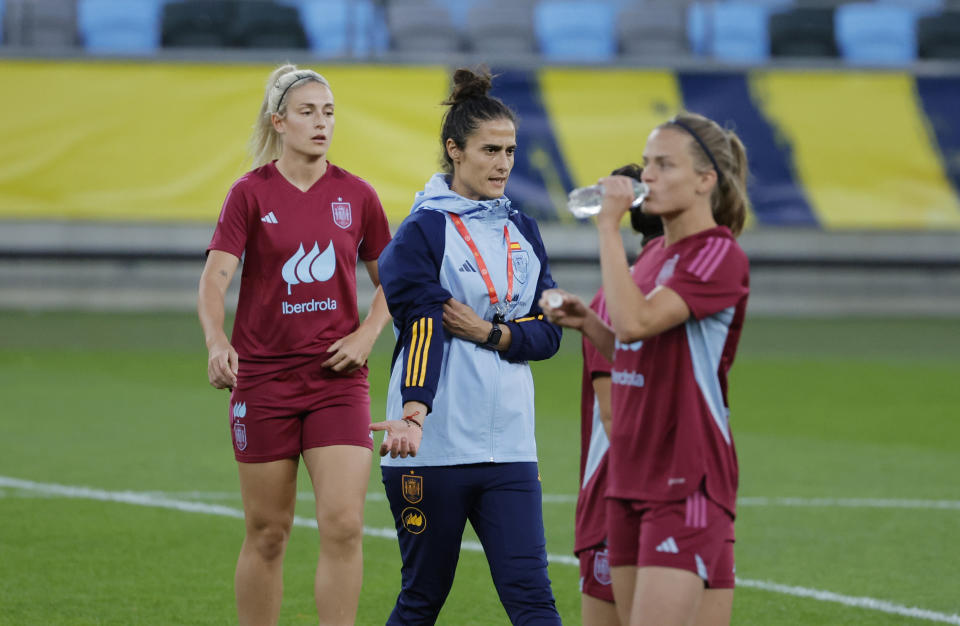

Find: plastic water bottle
[567,179,649,218]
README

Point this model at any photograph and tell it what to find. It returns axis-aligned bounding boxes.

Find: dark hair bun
[443,67,493,106]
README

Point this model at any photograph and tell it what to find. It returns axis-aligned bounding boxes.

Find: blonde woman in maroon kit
[543,112,751,626]
[198,64,392,626]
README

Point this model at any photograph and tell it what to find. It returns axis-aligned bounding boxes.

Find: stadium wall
[2,59,960,228]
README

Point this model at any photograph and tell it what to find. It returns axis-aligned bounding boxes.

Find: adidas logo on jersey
[458,260,477,273]
[261,212,278,224]
[655,537,679,554]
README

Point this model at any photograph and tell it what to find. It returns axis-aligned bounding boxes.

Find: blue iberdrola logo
[401,507,426,534]
[232,402,247,452]
[281,241,336,295]
[331,197,352,229]
[402,473,423,504]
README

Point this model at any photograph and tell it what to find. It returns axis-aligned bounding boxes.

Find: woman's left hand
[322,327,375,372]
[596,175,636,230]
[442,298,488,343]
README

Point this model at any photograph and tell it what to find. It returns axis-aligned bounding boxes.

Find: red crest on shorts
[331,199,352,229]
[233,422,247,451]
[593,549,612,585]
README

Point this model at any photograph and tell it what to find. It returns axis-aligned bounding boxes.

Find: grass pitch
[1,312,958,625]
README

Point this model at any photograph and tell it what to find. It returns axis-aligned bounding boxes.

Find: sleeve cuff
[500,320,527,362]
[400,387,435,415]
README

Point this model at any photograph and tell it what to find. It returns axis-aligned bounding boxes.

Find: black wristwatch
[482,322,502,349]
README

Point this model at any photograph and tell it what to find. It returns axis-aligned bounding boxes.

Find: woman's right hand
[207,337,239,390]
[539,288,589,330]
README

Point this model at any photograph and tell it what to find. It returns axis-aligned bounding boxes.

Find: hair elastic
[669,119,724,184]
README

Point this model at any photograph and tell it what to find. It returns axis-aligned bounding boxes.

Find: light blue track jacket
[378,174,562,467]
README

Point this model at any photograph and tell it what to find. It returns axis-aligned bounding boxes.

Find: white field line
[2,476,959,624]
[14,489,957,511]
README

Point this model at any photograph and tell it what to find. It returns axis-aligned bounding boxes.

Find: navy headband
[669,119,724,184]
[276,73,312,112]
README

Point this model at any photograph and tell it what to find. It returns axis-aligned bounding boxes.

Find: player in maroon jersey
[542,112,750,626]
[197,64,392,626]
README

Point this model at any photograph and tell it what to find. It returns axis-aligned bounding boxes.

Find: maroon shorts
[228,366,373,463]
[606,489,736,589]
[578,545,615,603]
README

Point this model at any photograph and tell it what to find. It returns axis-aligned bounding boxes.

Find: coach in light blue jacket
[371,67,563,625]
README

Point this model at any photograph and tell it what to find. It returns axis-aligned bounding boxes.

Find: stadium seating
[465,0,536,55]
[835,3,916,66]
[438,0,478,29]
[233,1,307,49]
[0,0,4,45]
[161,0,231,48]
[280,0,386,57]
[769,6,838,57]
[534,0,617,62]
[618,3,688,60]
[78,0,163,54]
[917,10,960,59]
[3,0,78,47]
[387,0,461,53]
[711,2,775,63]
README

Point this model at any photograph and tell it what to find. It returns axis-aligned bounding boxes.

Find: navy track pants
[382,462,561,625]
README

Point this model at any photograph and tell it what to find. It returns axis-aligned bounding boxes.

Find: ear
[271,112,285,134]
[445,138,461,164]
[696,169,718,196]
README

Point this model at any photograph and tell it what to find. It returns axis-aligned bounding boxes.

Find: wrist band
[402,416,422,429]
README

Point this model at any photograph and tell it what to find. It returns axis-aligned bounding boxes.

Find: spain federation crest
[402,473,423,504]
[512,249,529,284]
[233,422,247,452]
[331,198,352,229]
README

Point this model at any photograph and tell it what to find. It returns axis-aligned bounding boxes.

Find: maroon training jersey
[574,289,613,555]
[208,161,391,383]
[607,226,749,516]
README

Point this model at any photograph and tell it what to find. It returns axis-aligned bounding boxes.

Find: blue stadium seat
[437,0,479,29]
[78,0,164,54]
[711,2,773,63]
[835,3,917,66]
[876,0,942,12]
[534,0,616,62]
[689,0,793,57]
[0,0,5,45]
[280,0,386,57]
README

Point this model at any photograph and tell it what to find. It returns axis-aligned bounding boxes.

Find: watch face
[486,324,502,347]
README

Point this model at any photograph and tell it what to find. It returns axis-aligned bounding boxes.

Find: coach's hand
[207,337,239,390]
[370,402,426,458]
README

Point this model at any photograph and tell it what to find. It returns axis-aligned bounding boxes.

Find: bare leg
[303,445,372,626]
[694,589,733,626]
[583,593,621,626]
[630,566,704,626]
[235,458,299,626]
[611,565,637,625]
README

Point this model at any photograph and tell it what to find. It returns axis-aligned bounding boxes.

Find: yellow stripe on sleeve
[513,314,545,323]
[404,319,419,388]
[410,318,427,387]
[417,317,433,387]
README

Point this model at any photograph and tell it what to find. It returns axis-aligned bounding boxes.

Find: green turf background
[1,313,958,625]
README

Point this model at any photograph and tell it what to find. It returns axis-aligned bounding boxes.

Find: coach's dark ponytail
[439,67,517,174]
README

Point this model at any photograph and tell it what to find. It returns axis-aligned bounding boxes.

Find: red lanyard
[449,213,513,317]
